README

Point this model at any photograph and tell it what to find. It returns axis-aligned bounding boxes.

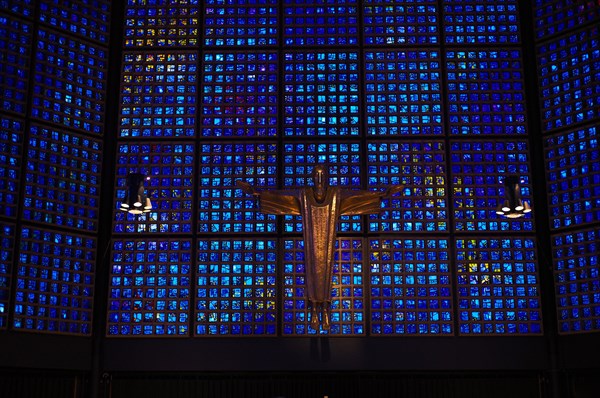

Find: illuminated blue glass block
[456,237,541,335]
[369,238,452,335]
[120,52,197,138]
[39,0,110,44]
[107,239,191,337]
[114,142,194,234]
[363,0,439,45]
[204,0,277,46]
[31,29,107,134]
[537,25,600,132]
[125,0,199,47]
[195,239,277,336]
[552,228,600,334]
[544,126,600,230]
[0,0,34,16]
[0,117,23,218]
[446,49,527,135]
[451,141,533,232]
[367,141,447,232]
[198,142,277,233]
[283,0,358,46]
[13,227,95,335]
[22,125,102,231]
[444,0,520,44]
[283,51,360,136]
[0,223,15,329]
[0,16,31,115]
[534,0,600,40]
[201,52,278,137]
[364,50,442,136]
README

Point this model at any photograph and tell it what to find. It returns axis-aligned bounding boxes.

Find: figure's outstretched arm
[236,180,302,216]
[236,180,260,196]
[340,185,403,215]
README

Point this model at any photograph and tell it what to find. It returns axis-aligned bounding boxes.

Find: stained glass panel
[456,237,542,335]
[14,227,95,335]
[125,0,199,47]
[553,228,600,334]
[363,0,439,45]
[201,52,278,137]
[39,0,110,44]
[364,50,443,136]
[22,125,103,231]
[284,51,360,136]
[0,15,32,115]
[204,0,277,47]
[537,25,600,133]
[195,238,277,336]
[107,239,191,337]
[114,142,195,234]
[367,141,447,232]
[119,52,197,138]
[31,29,107,135]
[451,141,533,232]
[283,237,365,336]
[0,223,15,329]
[446,49,527,135]
[534,0,600,40]
[370,238,452,335]
[198,142,278,234]
[0,0,34,17]
[544,126,600,230]
[283,0,358,46]
[444,0,520,44]
[0,116,23,218]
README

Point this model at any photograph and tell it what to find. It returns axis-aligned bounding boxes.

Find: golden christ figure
[237,165,402,331]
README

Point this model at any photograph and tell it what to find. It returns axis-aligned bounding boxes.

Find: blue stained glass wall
[0,0,109,336]
[534,1,600,334]
[104,0,546,338]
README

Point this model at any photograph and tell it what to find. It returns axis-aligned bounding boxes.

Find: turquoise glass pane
[14,227,95,335]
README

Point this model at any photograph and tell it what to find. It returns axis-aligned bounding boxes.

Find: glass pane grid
[0,116,23,218]
[198,142,278,234]
[119,52,197,138]
[0,16,32,115]
[282,143,363,233]
[446,49,527,135]
[553,228,600,334]
[443,0,520,44]
[14,227,96,335]
[363,0,439,45]
[0,222,15,329]
[114,142,195,234]
[537,25,600,133]
[283,237,365,336]
[456,237,542,335]
[107,239,191,337]
[195,238,277,336]
[0,0,34,17]
[31,29,107,135]
[284,51,360,136]
[370,238,452,335]
[283,0,358,46]
[451,141,534,232]
[534,0,600,40]
[544,126,600,230]
[22,125,103,231]
[39,0,110,44]
[204,0,278,47]
[367,141,448,232]
[125,0,199,47]
[365,50,443,136]
[201,51,278,137]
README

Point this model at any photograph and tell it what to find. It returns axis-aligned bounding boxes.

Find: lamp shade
[119,173,152,214]
[495,176,531,218]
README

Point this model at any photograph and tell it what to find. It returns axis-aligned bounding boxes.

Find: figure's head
[311,165,328,200]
